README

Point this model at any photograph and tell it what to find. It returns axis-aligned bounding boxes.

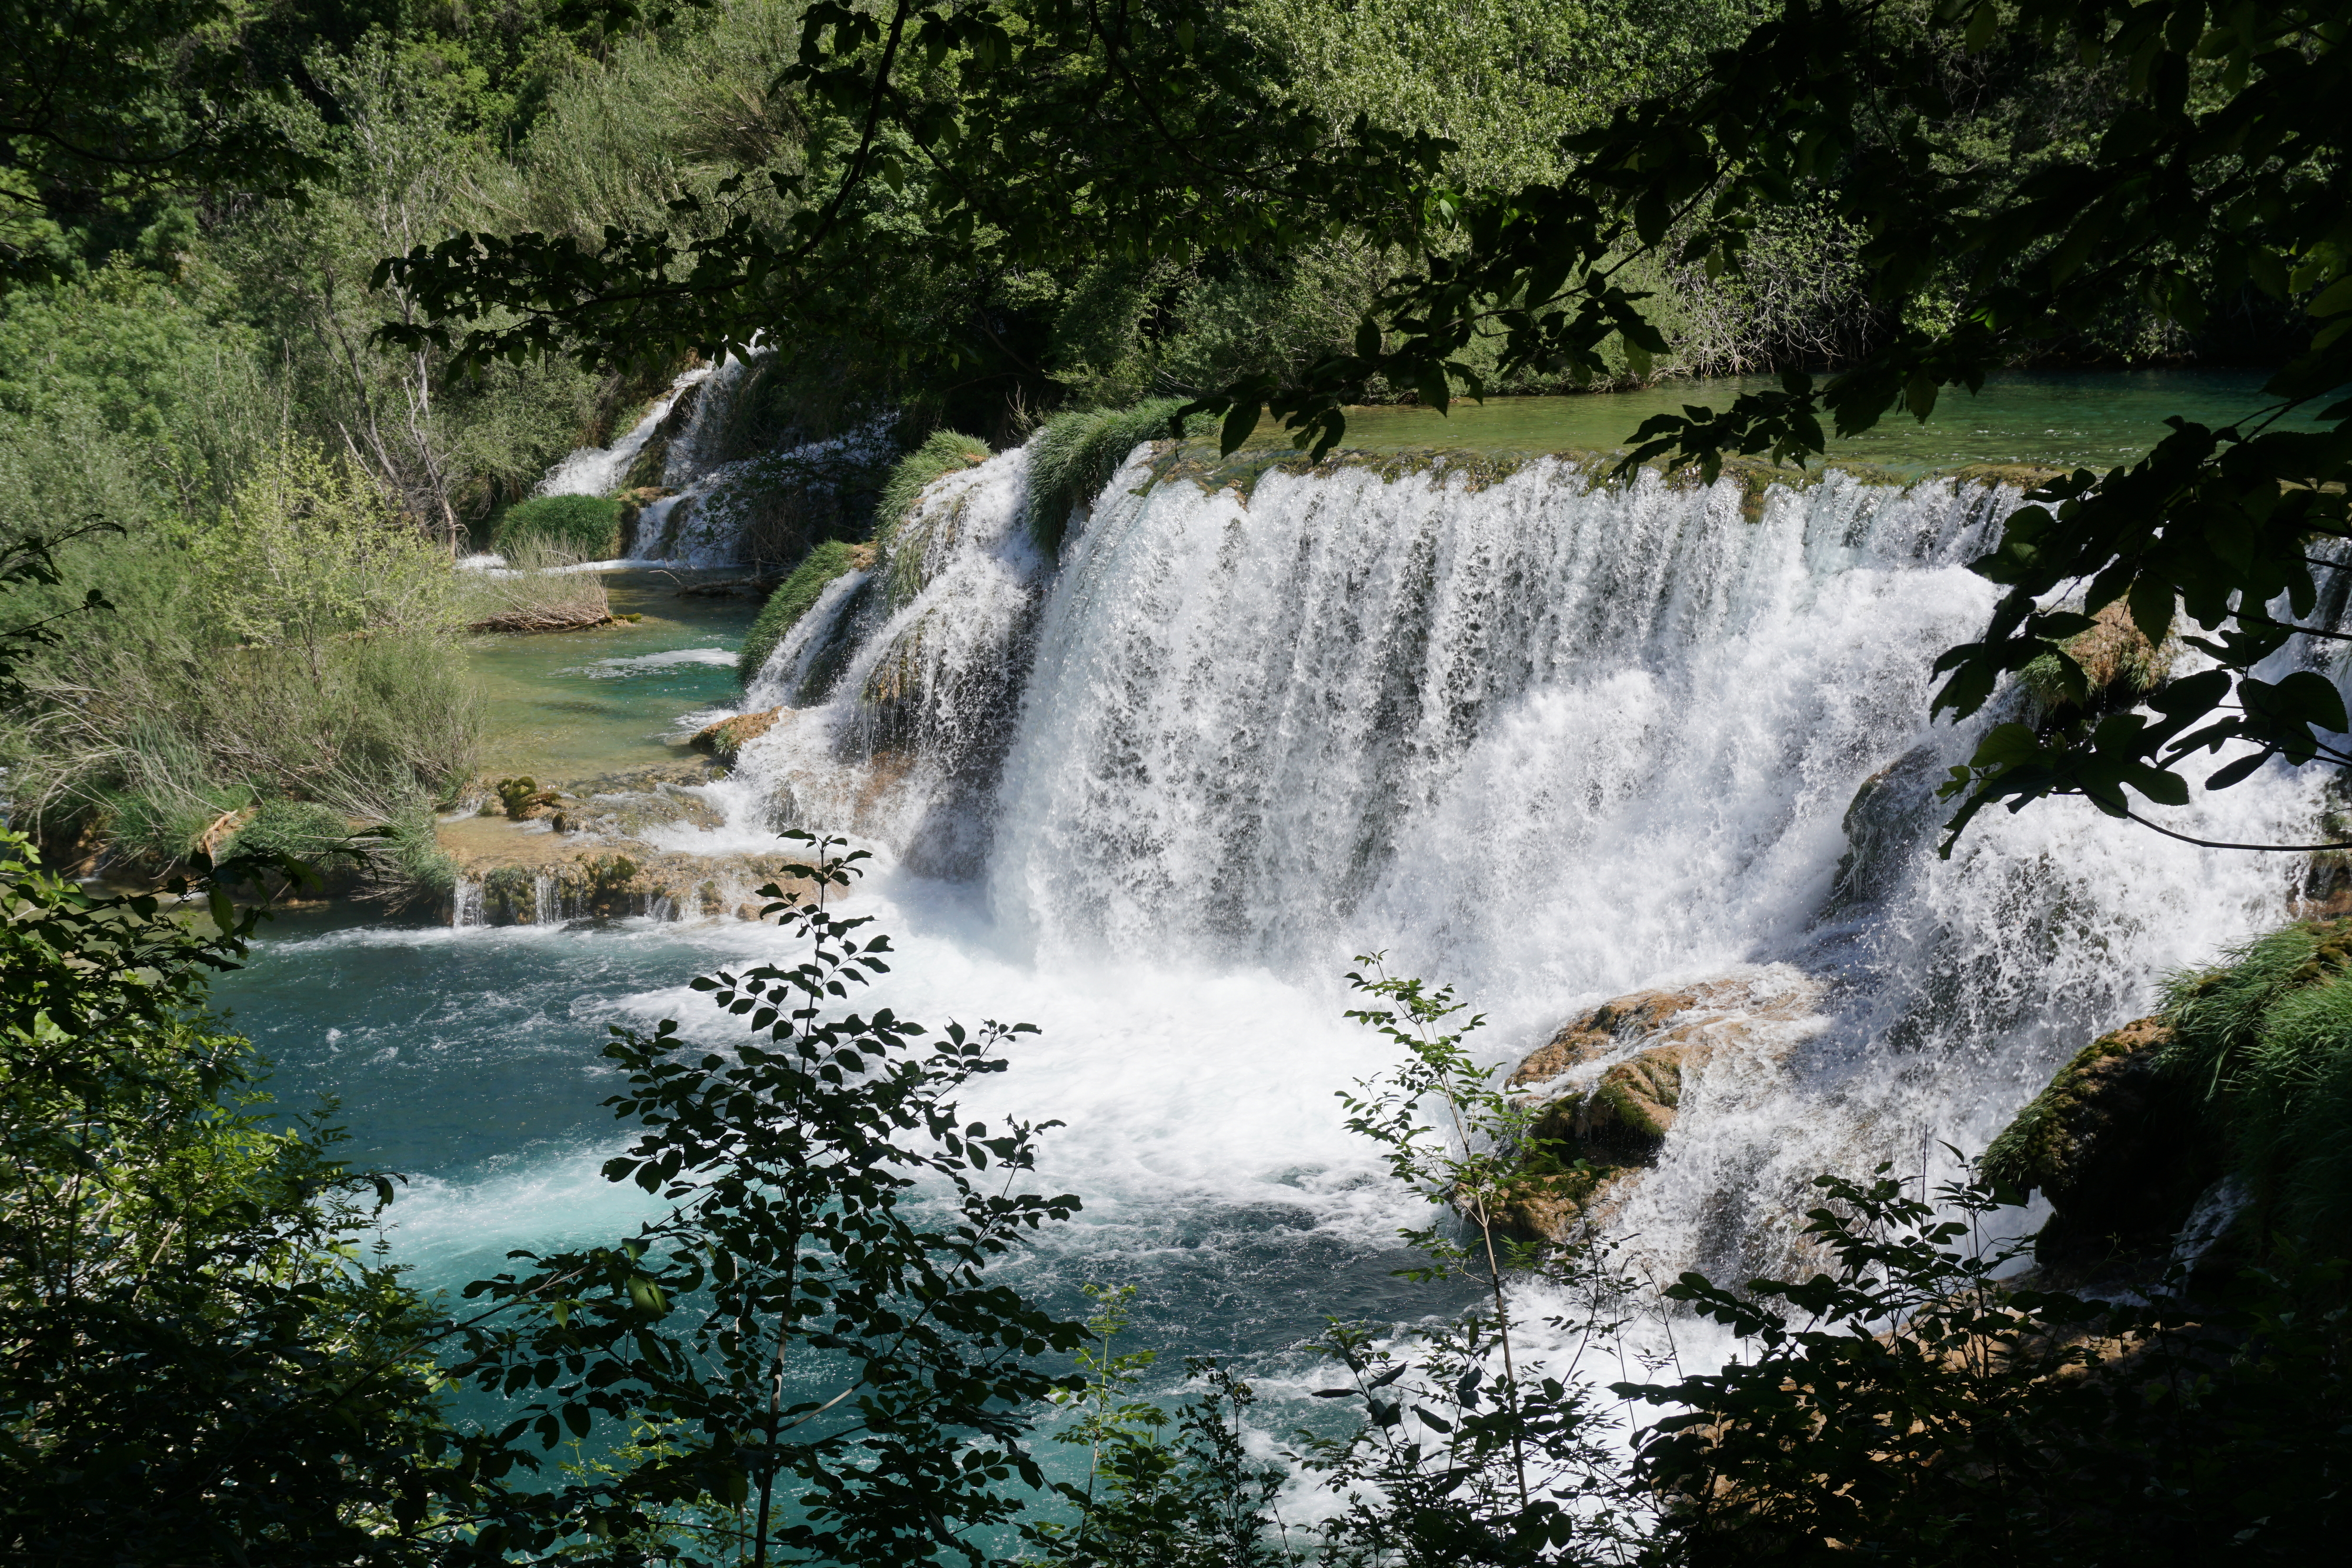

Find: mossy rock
[1528,1044,1689,1161]
[737,539,874,684]
[1492,1158,1636,1243]
[691,707,783,763]
[1828,746,1942,910]
[1983,1017,2224,1270]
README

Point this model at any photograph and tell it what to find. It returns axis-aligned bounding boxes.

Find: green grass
[1022,399,1204,554]
[738,539,867,685]
[2160,919,2352,1243]
[876,429,993,543]
[492,494,625,559]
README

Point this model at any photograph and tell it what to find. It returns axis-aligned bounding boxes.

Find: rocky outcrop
[1984,1016,2229,1276]
[456,850,809,926]
[1829,747,1942,910]
[1499,972,1826,1241]
[691,707,783,764]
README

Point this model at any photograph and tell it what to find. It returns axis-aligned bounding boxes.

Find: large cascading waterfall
[717,437,2327,1285]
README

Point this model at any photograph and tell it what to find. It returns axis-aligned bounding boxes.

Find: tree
[0,1,329,291]
[382,0,2352,853]
[445,833,1087,1566]
[0,814,487,1565]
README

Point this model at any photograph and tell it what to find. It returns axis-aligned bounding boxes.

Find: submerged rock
[1499,971,1827,1241]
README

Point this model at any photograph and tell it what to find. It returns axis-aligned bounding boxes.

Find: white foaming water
[715,439,2325,1289]
[562,646,740,678]
[538,366,713,499]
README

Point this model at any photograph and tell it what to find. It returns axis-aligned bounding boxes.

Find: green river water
[212,366,2334,1443]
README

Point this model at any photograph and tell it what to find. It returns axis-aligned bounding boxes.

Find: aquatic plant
[1022,399,1204,554]
[2158,918,2352,1243]
[876,427,993,541]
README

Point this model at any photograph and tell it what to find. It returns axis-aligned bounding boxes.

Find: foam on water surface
[235,375,2347,1417]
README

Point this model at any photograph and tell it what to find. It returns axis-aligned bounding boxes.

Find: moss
[492,494,626,559]
[1024,399,1208,553]
[737,540,870,685]
[876,429,992,544]
[1983,1016,2225,1273]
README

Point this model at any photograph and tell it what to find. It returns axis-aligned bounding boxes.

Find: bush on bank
[490,493,625,560]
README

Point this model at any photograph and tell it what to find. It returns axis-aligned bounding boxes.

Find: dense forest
[5,0,2351,1563]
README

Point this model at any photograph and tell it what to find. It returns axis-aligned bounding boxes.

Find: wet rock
[1507,988,1696,1088]
[617,487,673,556]
[1982,1016,2225,1274]
[1829,746,1942,909]
[691,707,783,763]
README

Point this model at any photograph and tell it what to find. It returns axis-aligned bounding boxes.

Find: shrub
[492,493,625,559]
[737,539,867,684]
[1023,399,1202,553]
[222,799,350,862]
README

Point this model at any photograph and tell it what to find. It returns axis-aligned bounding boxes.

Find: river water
[220,368,2337,1419]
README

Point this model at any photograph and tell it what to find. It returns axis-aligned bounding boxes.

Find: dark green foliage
[0,828,480,1564]
[492,493,625,559]
[448,832,1086,1564]
[1622,1166,2352,1566]
[1024,400,1202,554]
[0,2,329,293]
[2159,918,2352,1243]
[1021,1290,1291,1568]
[738,538,867,686]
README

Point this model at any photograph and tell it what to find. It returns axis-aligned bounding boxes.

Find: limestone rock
[691,707,783,763]
[1499,971,1827,1243]
[1982,1015,2225,1272]
[1507,989,1696,1088]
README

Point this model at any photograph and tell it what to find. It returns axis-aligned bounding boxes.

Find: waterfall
[536,366,713,500]
[721,439,2326,1282]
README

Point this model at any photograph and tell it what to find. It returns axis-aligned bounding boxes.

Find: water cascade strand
[716,441,2321,1282]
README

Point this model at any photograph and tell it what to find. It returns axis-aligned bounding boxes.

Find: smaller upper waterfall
[526,354,898,569]
[536,366,713,502]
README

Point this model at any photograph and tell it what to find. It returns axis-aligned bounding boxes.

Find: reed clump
[1,446,476,897]
[462,541,614,633]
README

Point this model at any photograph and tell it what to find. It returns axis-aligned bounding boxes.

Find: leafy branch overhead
[1205,0,2352,849]
[379,0,2352,850]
